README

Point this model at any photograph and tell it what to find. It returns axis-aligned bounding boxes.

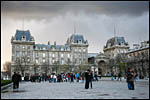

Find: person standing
[12,72,18,89]
[70,72,74,83]
[117,72,122,81]
[85,69,90,89]
[94,72,98,82]
[111,71,114,81]
[16,72,21,89]
[126,68,135,90]
[89,71,93,89]
[53,74,57,83]
[38,75,41,83]
[76,73,79,82]
[81,72,85,83]
[134,73,138,82]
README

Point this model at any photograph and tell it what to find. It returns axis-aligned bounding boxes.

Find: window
[83,48,86,52]
[22,46,25,51]
[16,51,19,56]
[43,47,46,50]
[52,47,55,50]
[36,59,38,64]
[22,51,25,56]
[61,60,64,64]
[78,40,82,44]
[75,49,77,52]
[52,60,55,63]
[61,53,64,58]
[68,54,70,58]
[67,47,70,51]
[52,53,55,57]
[16,46,19,51]
[27,46,30,50]
[79,48,81,52]
[27,51,30,56]
[43,59,46,63]
[22,35,26,41]
[36,52,38,57]
[43,53,46,58]
[61,47,64,51]
[27,58,30,63]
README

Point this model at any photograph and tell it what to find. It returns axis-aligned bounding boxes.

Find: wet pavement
[1,79,149,99]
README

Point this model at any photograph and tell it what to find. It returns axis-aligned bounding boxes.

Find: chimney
[54,41,56,46]
[48,41,50,45]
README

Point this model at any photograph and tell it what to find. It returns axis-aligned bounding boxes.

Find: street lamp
[94,60,97,74]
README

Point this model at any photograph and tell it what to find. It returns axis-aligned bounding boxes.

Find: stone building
[11,30,88,77]
[89,36,130,76]
[103,37,129,58]
[126,40,149,78]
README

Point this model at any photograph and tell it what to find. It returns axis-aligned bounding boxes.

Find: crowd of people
[12,68,140,90]
[29,71,99,84]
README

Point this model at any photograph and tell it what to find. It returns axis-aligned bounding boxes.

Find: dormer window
[67,47,70,51]
[21,35,26,41]
[61,47,64,51]
[43,47,46,50]
[78,39,82,44]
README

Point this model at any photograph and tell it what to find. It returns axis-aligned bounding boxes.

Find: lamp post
[94,60,97,74]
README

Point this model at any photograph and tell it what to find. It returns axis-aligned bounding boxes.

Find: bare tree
[3,61,11,77]
[42,61,50,75]
[108,58,115,72]
[52,61,60,74]
[15,56,29,77]
[113,53,128,75]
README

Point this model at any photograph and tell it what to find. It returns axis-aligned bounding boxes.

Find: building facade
[89,37,149,78]
[89,36,130,76]
[126,40,149,78]
[11,30,88,77]
[103,37,129,58]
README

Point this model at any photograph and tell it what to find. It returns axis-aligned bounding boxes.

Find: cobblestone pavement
[1,78,149,99]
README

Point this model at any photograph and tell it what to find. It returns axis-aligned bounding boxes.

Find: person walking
[126,68,135,90]
[85,69,90,89]
[117,72,122,81]
[94,72,98,82]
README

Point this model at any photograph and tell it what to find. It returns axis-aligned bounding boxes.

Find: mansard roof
[34,44,70,50]
[15,30,33,41]
[34,44,51,50]
[70,34,86,44]
[105,36,128,48]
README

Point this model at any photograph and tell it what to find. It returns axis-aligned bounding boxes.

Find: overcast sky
[1,1,149,70]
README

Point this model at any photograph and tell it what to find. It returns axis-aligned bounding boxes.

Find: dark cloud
[1,1,149,20]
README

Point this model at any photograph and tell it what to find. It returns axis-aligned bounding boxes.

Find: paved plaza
[1,78,149,99]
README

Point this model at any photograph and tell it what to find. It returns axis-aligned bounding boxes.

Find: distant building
[11,30,88,77]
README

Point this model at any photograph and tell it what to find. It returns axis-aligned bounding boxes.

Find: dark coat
[12,73,19,83]
[126,71,134,82]
[85,72,90,82]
